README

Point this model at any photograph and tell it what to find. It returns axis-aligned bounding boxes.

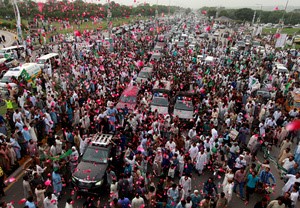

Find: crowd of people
[0,15,299,208]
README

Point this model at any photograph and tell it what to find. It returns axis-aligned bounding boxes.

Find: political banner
[275,34,287,48]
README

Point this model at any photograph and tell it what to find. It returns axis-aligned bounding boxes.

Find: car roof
[122,85,139,96]
[153,80,171,91]
[140,67,153,73]
[38,53,59,60]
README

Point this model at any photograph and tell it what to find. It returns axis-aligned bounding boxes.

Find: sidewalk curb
[4,158,31,192]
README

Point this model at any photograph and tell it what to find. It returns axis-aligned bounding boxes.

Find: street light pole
[278,0,289,33]
[12,0,22,43]
[107,1,112,38]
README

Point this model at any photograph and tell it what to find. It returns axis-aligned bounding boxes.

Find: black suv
[72,134,114,193]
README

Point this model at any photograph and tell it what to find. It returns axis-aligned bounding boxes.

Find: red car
[116,85,139,112]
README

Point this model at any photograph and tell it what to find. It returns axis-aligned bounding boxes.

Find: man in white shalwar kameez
[195,149,207,174]
[189,143,198,163]
[179,175,192,199]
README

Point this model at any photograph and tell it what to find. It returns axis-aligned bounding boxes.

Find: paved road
[0,30,17,49]
[1,145,287,208]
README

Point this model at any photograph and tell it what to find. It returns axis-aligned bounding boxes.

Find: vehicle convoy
[72,134,119,193]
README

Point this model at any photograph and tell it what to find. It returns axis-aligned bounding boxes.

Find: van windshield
[1,76,13,83]
[37,59,46,64]
[120,95,137,103]
[82,147,108,163]
[9,68,20,71]
[138,71,150,78]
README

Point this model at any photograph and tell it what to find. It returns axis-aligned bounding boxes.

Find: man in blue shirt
[259,166,276,185]
[118,196,131,208]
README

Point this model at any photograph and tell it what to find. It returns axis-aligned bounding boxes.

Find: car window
[175,100,193,110]
[120,95,137,103]
[82,147,108,163]
[9,67,20,71]
[37,59,46,64]
[152,97,168,106]
[138,71,150,78]
[1,76,13,83]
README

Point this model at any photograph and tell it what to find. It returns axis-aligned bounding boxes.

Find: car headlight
[95,180,103,186]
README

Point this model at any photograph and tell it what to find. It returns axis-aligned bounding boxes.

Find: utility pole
[12,0,22,43]
[278,0,289,33]
[255,4,262,24]
[107,1,112,38]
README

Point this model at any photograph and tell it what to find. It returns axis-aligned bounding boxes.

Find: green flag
[48,149,72,161]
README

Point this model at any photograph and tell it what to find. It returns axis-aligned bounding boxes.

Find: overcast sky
[101,0,300,9]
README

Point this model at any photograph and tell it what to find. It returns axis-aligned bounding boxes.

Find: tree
[185,8,191,15]
[234,8,254,22]
[219,10,228,17]
[207,9,217,18]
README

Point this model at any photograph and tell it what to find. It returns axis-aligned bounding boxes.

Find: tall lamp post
[107,4,112,38]
[278,0,290,33]
[12,0,22,43]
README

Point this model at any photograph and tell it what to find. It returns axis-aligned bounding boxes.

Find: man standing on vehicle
[69,146,79,172]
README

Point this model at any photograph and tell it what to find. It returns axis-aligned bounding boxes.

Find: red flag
[74,30,81,37]
[37,2,44,13]
[274,33,281,39]
[205,26,211,32]
[286,120,300,131]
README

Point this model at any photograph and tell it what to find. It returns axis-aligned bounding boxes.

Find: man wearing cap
[190,190,202,208]
[69,146,79,172]
[234,154,246,173]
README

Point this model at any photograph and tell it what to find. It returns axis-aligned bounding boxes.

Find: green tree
[185,8,191,15]
[234,8,254,22]
[219,10,228,17]
[207,9,217,18]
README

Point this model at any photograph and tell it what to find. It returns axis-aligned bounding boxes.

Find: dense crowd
[0,16,300,208]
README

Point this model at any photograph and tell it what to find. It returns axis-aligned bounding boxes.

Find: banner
[275,34,287,48]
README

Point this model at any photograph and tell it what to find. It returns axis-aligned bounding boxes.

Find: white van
[0,45,25,59]
[37,53,60,69]
[0,63,42,94]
